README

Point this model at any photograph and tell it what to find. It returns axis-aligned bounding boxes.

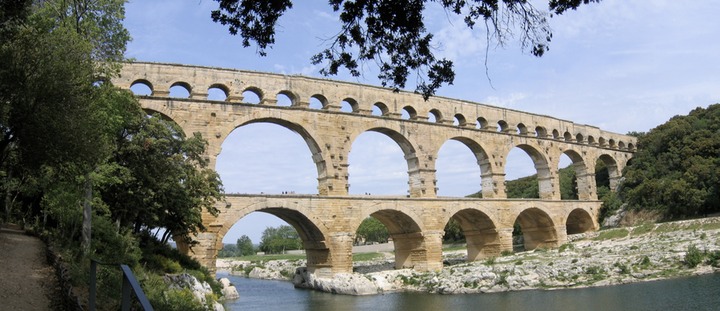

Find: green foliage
[218,235,256,257]
[594,228,629,240]
[706,250,720,268]
[442,217,464,243]
[259,225,302,254]
[356,217,389,244]
[684,245,704,268]
[142,274,206,311]
[621,104,720,219]
[353,252,384,262]
[211,0,598,99]
[632,223,655,236]
[558,243,574,253]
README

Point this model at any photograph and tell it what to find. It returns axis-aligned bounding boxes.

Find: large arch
[513,207,558,250]
[434,137,494,198]
[596,154,621,193]
[505,144,554,200]
[218,117,326,194]
[355,209,425,269]
[560,149,594,200]
[447,208,501,261]
[566,208,596,235]
[348,127,423,196]
[215,205,330,275]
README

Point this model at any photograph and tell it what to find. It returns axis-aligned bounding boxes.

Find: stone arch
[507,144,554,200]
[597,154,621,192]
[498,120,509,132]
[598,137,607,147]
[356,127,424,196]
[576,133,585,144]
[227,117,328,194]
[277,90,297,107]
[563,131,573,142]
[587,135,596,145]
[618,141,626,150]
[214,204,330,275]
[609,139,617,148]
[442,137,498,198]
[207,83,229,101]
[560,149,594,200]
[447,208,501,260]
[169,81,192,98]
[517,123,529,135]
[513,207,559,250]
[355,208,425,269]
[310,94,329,109]
[552,129,561,140]
[453,113,467,126]
[130,79,153,95]
[241,86,263,104]
[627,143,635,151]
[402,106,417,120]
[373,102,389,116]
[566,208,596,235]
[428,108,442,123]
[476,117,488,130]
[340,98,359,113]
[535,126,547,138]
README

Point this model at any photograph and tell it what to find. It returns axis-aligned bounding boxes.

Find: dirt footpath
[0,225,60,311]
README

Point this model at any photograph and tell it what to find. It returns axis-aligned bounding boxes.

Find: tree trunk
[81,173,92,253]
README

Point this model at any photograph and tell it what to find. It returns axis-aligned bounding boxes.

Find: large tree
[211,0,600,99]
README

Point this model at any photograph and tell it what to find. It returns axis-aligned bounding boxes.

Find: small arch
[310,94,328,109]
[372,102,389,116]
[497,120,509,132]
[535,126,547,138]
[476,117,488,130]
[587,136,596,145]
[453,114,467,126]
[428,109,442,123]
[340,98,359,113]
[513,207,558,251]
[609,139,617,148]
[598,137,607,147]
[169,81,191,98]
[130,79,153,95]
[563,131,573,142]
[575,133,584,143]
[276,91,295,107]
[242,87,262,104]
[517,123,528,135]
[401,106,417,120]
[628,143,635,151]
[207,84,229,101]
[566,209,595,234]
[552,129,560,140]
[618,141,626,150]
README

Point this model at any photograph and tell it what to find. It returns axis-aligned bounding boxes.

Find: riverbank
[217,217,720,295]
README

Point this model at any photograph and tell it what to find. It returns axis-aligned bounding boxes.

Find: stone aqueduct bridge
[113,62,636,277]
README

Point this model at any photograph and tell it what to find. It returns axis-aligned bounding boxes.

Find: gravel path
[0,225,61,311]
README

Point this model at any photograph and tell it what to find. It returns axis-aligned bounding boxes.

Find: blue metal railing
[90,260,154,311]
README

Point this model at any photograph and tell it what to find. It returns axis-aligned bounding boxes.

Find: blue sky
[123,1,720,244]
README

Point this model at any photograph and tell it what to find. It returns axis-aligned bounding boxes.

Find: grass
[631,223,655,236]
[594,228,630,240]
[442,244,467,251]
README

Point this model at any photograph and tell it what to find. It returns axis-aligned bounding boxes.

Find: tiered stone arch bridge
[113,62,636,277]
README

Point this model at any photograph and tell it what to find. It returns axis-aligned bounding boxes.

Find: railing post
[121,273,132,311]
[89,260,97,311]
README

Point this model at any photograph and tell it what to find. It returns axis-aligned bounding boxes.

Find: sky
[122,0,720,244]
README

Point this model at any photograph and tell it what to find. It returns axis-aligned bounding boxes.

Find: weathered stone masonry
[113,62,636,277]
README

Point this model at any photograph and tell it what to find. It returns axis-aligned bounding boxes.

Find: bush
[684,245,705,268]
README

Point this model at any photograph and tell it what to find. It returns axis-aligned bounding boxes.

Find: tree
[620,104,720,219]
[211,0,600,99]
[355,217,389,245]
[99,113,223,246]
[236,235,255,256]
[259,225,302,254]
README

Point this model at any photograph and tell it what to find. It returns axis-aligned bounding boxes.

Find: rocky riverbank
[217,217,720,295]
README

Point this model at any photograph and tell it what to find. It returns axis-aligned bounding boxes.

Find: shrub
[684,245,705,268]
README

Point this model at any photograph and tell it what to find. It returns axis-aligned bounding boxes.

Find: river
[219,273,720,311]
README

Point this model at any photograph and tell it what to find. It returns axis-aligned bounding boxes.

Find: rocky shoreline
[217,217,720,295]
